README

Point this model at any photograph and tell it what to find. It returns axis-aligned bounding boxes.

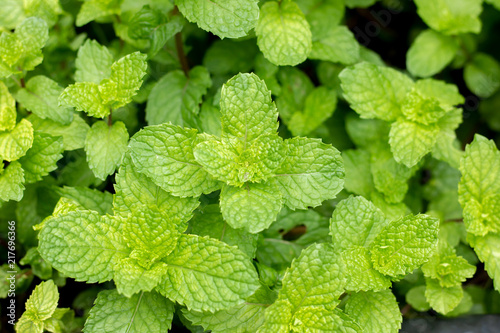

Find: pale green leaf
[59,82,108,118]
[297,0,345,39]
[0,32,23,75]
[16,75,74,125]
[24,280,58,321]
[414,0,483,35]
[257,299,292,333]
[0,118,34,161]
[23,0,63,28]
[256,0,312,66]
[425,278,463,314]
[309,26,360,65]
[464,53,500,98]
[370,214,439,278]
[84,290,174,333]
[157,234,260,312]
[113,259,168,297]
[0,0,24,29]
[149,15,185,58]
[406,29,458,77]
[468,233,500,291]
[19,132,63,183]
[220,73,278,144]
[339,62,414,121]
[15,17,49,71]
[0,161,25,202]
[401,88,448,126]
[113,153,200,221]
[345,290,402,333]
[292,307,362,332]
[389,119,439,168]
[273,137,344,210]
[56,186,113,215]
[76,0,121,27]
[176,0,259,39]
[330,196,389,252]
[84,120,129,180]
[38,210,130,283]
[415,78,465,109]
[458,135,500,235]
[405,285,431,312]
[146,67,211,126]
[15,316,43,333]
[220,182,283,234]
[288,87,337,137]
[0,81,16,131]
[75,39,113,84]
[29,114,90,151]
[342,149,375,198]
[182,286,277,333]
[129,123,220,197]
[189,204,258,258]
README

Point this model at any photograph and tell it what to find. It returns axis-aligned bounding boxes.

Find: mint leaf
[292,307,362,332]
[220,182,283,234]
[256,0,312,66]
[76,0,121,27]
[389,119,439,168]
[414,79,464,110]
[113,259,168,297]
[370,214,439,278]
[406,285,431,312]
[84,120,129,180]
[56,186,113,215]
[425,278,463,314]
[114,153,200,221]
[220,73,278,144]
[84,290,174,333]
[129,124,220,197]
[38,210,130,283]
[0,161,25,202]
[273,137,344,210]
[406,29,458,77]
[74,39,113,84]
[309,26,360,65]
[342,149,375,198]
[145,66,211,126]
[468,233,500,291]
[342,246,392,292]
[16,75,74,125]
[157,234,260,312]
[59,82,109,118]
[297,0,345,39]
[401,88,448,125]
[0,81,16,131]
[458,135,500,235]
[24,280,59,321]
[257,299,292,333]
[339,62,414,121]
[345,290,402,333]
[414,0,483,35]
[29,114,90,151]
[464,53,500,98]
[0,118,34,161]
[19,132,63,183]
[176,0,259,39]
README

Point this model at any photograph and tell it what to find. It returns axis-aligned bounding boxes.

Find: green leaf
[0,0,24,29]
[405,285,431,312]
[84,290,174,333]
[389,119,439,168]
[425,278,463,314]
[0,118,34,161]
[309,26,360,65]
[342,149,375,198]
[464,53,500,98]
[256,0,312,66]
[297,0,345,39]
[288,87,337,137]
[38,210,130,283]
[280,243,345,309]
[370,214,439,278]
[0,161,25,202]
[15,317,43,333]
[29,114,90,151]
[22,0,63,28]
[59,82,109,118]
[14,17,49,72]
[220,182,283,234]
[414,0,483,35]
[341,246,392,292]
[114,153,200,221]
[145,66,211,126]
[176,0,259,39]
[0,81,16,131]
[273,137,344,210]
[129,124,220,197]
[292,307,362,332]
[330,196,389,252]
[113,259,168,297]
[76,0,121,27]
[19,132,63,183]
[189,204,258,258]
[84,120,129,180]
[74,39,113,84]
[157,234,260,312]
[414,79,464,109]
[220,73,278,144]
[16,75,74,125]
[183,286,277,333]
[23,280,59,321]
[148,15,185,58]
[401,88,448,126]
[56,186,113,215]
[203,39,259,75]
[406,29,459,77]
[468,233,500,291]
[458,135,500,235]
[257,299,292,333]
[339,62,414,121]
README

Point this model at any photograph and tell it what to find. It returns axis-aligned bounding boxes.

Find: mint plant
[2,0,500,332]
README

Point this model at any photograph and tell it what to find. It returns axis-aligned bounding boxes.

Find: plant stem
[108,109,113,127]
[175,32,190,77]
